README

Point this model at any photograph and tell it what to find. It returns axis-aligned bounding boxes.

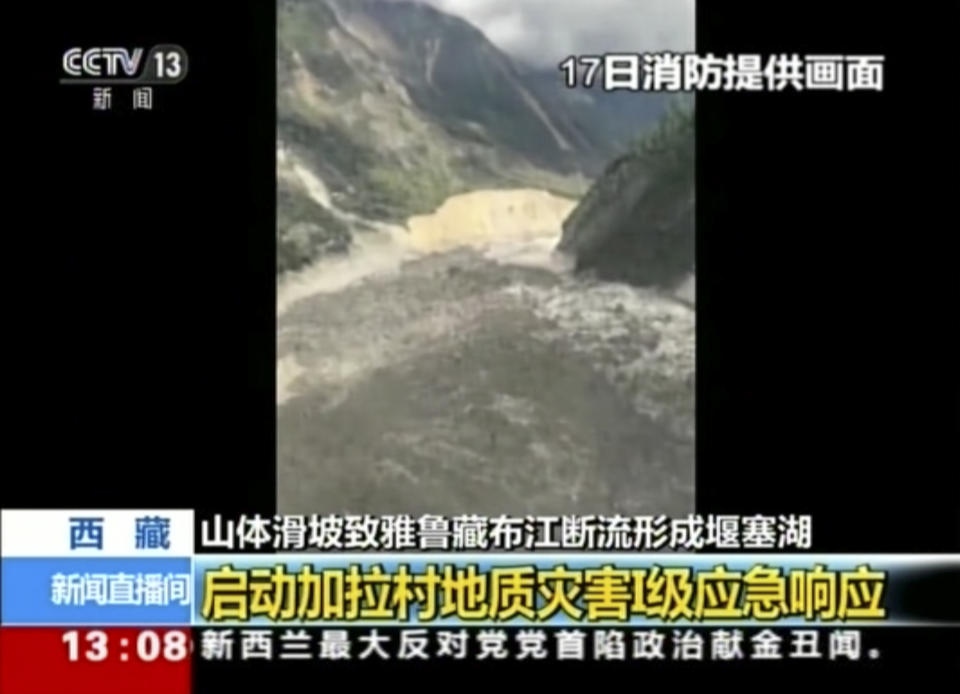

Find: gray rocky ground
[277,241,694,517]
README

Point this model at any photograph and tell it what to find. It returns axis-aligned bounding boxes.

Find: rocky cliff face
[558,103,694,289]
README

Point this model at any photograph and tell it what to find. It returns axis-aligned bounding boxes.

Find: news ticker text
[201,513,813,551]
[2,511,957,629]
[198,561,885,624]
[197,626,875,662]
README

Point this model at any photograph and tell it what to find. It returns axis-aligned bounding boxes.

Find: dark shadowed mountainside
[558,101,694,288]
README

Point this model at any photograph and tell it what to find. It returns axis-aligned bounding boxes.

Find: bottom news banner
[0,510,958,692]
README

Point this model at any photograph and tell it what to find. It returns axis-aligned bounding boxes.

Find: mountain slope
[521,64,670,170]
[558,101,695,288]
[276,0,666,274]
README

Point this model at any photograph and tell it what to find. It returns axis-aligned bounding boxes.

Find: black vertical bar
[4,1,277,515]
[695,1,959,553]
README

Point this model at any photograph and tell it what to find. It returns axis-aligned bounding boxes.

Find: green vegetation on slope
[559,100,695,288]
[277,187,350,274]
